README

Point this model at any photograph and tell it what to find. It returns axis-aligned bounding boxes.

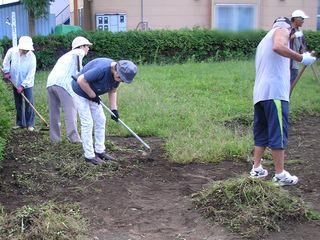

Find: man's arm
[273,28,302,62]
[77,74,96,98]
[108,89,117,110]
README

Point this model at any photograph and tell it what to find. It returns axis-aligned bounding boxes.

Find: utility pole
[73,0,79,25]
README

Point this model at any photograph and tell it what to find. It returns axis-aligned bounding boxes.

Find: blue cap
[116,60,137,83]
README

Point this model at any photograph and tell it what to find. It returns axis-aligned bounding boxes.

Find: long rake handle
[100,101,151,150]
[310,64,320,84]
[1,68,49,127]
[290,65,307,96]
[20,92,49,127]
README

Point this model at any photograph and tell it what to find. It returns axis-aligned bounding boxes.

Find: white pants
[74,94,106,158]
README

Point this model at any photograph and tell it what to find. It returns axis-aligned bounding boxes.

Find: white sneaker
[250,165,268,178]
[12,125,23,130]
[272,170,298,186]
[27,126,34,132]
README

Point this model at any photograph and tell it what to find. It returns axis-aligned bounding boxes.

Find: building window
[214,4,256,31]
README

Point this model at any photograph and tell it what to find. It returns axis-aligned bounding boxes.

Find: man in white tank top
[250,17,316,186]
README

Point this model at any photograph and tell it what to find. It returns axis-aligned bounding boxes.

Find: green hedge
[0,45,14,166]
[0,29,319,71]
[0,29,320,70]
[0,29,267,70]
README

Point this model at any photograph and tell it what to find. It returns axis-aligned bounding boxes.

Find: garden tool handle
[1,67,49,127]
[290,51,316,96]
[290,65,307,96]
[100,101,151,150]
[20,92,49,127]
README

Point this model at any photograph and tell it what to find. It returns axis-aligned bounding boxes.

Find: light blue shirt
[2,47,37,88]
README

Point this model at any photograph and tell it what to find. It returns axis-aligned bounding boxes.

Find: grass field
[34,61,320,163]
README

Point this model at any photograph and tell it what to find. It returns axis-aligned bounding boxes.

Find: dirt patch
[0,115,320,240]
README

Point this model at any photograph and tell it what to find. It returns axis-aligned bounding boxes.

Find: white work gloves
[294,31,303,38]
[300,52,316,66]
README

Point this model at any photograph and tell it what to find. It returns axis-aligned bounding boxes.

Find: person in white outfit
[289,10,309,84]
[2,36,36,131]
[72,58,137,165]
[249,17,316,186]
[46,36,92,143]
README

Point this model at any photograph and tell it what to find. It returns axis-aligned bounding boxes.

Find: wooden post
[73,0,79,25]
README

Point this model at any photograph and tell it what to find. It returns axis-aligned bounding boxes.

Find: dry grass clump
[0,202,89,240]
[193,177,319,239]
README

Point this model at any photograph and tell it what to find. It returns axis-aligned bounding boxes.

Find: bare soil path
[0,115,320,240]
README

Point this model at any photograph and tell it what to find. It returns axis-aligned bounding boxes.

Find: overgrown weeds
[0,202,89,240]
[193,177,320,239]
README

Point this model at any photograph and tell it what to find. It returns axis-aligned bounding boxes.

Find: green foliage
[0,202,89,239]
[0,77,14,165]
[0,29,266,70]
[1,29,320,71]
[304,30,320,57]
[193,177,318,238]
[21,0,54,18]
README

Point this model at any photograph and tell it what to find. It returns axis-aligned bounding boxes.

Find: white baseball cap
[18,36,34,51]
[292,10,309,19]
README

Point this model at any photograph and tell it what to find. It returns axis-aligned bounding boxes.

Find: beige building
[70,0,318,31]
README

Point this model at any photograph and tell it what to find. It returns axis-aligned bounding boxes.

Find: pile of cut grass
[0,202,88,240]
[193,177,320,239]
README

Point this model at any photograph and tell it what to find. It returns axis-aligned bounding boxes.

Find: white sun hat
[72,36,93,49]
[17,36,34,51]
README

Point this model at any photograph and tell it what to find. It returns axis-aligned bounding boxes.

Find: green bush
[0,80,13,165]
[0,45,14,165]
[304,30,320,57]
[1,29,320,71]
[0,29,266,70]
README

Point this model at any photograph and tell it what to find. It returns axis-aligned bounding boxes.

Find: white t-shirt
[46,48,85,96]
[253,27,290,105]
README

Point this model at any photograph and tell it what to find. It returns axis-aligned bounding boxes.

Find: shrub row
[0,29,265,70]
[1,29,319,71]
[0,84,14,165]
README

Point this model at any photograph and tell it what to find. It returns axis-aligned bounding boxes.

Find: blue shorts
[253,100,289,149]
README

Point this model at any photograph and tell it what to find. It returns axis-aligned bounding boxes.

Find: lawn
[34,60,320,163]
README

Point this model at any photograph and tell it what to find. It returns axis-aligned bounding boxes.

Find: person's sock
[275,171,285,179]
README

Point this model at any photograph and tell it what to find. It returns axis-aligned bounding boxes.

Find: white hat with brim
[72,36,93,50]
[18,36,34,51]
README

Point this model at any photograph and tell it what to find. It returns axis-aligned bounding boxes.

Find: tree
[21,0,55,36]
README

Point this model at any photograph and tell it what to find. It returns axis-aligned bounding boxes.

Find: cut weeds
[193,177,320,239]
[0,202,88,240]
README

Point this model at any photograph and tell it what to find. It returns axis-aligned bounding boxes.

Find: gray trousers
[47,85,81,143]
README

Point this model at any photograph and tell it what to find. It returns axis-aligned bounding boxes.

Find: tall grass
[33,61,320,163]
